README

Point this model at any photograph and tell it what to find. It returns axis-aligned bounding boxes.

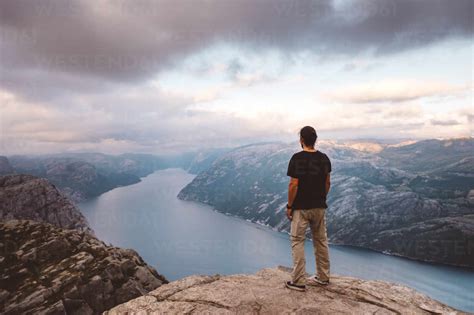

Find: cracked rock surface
[0,220,168,315]
[0,174,93,233]
[105,266,463,314]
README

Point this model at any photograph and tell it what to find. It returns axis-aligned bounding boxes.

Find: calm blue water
[79,168,474,312]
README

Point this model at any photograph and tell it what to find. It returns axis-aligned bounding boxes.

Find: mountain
[106,266,461,314]
[1,220,168,315]
[7,155,142,202]
[378,138,474,201]
[6,150,225,202]
[0,174,93,233]
[185,148,231,174]
[0,175,169,314]
[62,153,169,178]
[178,138,474,267]
[0,156,14,175]
[377,138,473,172]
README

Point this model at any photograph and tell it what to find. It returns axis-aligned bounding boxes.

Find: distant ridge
[178,138,474,267]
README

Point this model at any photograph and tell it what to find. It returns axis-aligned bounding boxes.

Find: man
[285,125,331,292]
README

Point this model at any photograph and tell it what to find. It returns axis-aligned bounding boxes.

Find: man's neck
[302,146,316,152]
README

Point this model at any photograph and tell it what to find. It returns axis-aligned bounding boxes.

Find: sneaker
[307,275,329,286]
[285,281,306,291]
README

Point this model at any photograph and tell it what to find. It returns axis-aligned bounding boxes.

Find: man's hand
[286,207,293,220]
[287,177,298,221]
[325,173,331,196]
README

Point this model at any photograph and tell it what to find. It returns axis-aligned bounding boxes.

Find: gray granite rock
[178,139,474,267]
[0,174,93,233]
[0,220,168,315]
[106,266,463,314]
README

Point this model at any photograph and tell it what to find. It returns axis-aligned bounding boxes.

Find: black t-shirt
[287,150,331,209]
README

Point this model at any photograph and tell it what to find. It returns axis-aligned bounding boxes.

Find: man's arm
[325,173,331,196]
[287,177,298,220]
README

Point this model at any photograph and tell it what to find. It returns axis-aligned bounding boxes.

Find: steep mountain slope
[0,175,169,314]
[106,266,461,314]
[1,220,168,315]
[63,153,170,178]
[8,156,142,202]
[0,174,93,233]
[7,150,225,202]
[377,138,473,172]
[185,148,231,174]
[178,139,474,267]
[0,156,14,175]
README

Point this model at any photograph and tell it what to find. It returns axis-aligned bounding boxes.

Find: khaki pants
[290,208,330,285]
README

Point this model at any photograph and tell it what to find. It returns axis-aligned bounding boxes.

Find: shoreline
[180,196,474,271]
[77,167,474,271]
[78,168,474,312]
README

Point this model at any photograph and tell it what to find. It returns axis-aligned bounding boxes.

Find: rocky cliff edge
[0,220,168,314]
[0,174,92,233]
[105,266,462,314]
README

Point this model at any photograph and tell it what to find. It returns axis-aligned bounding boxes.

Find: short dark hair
[299,126,317,147]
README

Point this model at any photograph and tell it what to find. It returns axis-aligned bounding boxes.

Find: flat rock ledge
[105,266,463,314]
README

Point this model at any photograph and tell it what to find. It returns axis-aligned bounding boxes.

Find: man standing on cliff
[285,126,331,291]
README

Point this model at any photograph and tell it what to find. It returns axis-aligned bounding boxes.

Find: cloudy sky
[0,0,472,154]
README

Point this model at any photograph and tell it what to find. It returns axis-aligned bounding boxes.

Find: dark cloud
[1,0,471,154]
[0,0,472,91]
[430,119,461,126]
